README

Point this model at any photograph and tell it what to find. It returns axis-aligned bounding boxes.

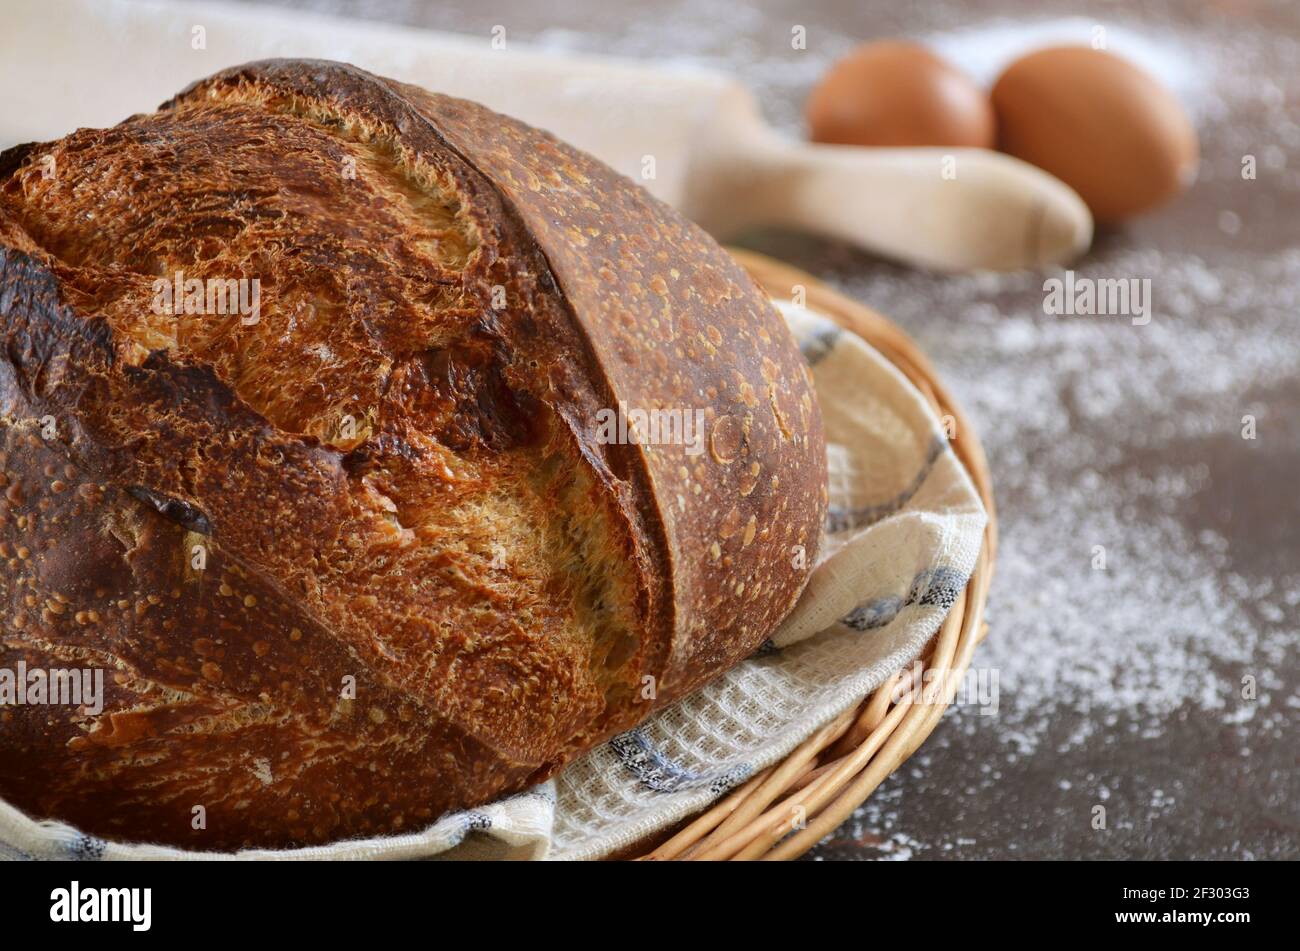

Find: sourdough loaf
[0,60,826,850]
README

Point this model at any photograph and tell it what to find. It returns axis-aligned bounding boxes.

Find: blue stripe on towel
[609,730,753,795]
[825,435,948,535]
[841,565,969,632]
[796,319,843,366]
[759,564,970,657]
[0,841,35,861]
[66,834,107,861]
[444,811,494,849]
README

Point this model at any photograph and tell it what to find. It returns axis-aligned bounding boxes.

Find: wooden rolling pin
[0,0,1092,271]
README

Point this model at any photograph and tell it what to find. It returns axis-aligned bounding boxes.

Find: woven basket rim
[632,249,998,861]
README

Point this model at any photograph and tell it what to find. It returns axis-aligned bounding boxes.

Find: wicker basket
[633,249,998,861]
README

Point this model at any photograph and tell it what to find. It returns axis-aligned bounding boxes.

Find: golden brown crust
[0,59,825,850]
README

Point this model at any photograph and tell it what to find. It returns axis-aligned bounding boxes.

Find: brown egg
[991,46,1199,223]
[807,41,996,149]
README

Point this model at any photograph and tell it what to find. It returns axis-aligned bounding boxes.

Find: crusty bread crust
[0,60,825,849]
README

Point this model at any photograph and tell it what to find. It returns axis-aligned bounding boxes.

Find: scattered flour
[824,245,1300,759]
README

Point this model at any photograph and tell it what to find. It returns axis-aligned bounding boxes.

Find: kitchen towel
[0,298,988,860]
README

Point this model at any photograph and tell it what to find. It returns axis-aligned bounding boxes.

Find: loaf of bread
[0,60,826,850]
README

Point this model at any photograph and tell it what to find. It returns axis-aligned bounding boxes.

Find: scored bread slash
[0,59,826,850]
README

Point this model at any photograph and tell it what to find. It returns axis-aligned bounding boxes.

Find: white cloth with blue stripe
[0,299,987,861]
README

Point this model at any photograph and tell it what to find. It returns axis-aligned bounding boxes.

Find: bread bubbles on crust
[0,59,826,850]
